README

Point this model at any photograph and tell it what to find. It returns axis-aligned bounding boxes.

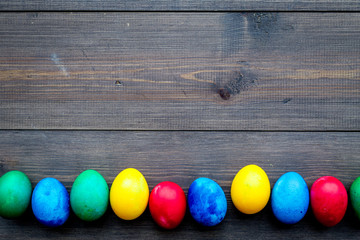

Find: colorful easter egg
[32,178,70,227]
[149,181,186,229]
[231,165,270,214]
[350,176,360,220]
[70,169,109,221]
[187,178,227,227]
[271,172,309,224]
[110,168,149,220]
[0,171,32,218]
[310,176,347,227]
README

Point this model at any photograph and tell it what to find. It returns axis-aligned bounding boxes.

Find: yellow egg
[231,164,270,214]
[110,168,149,220]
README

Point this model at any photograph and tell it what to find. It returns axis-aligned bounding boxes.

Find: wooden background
[0,1,359,239]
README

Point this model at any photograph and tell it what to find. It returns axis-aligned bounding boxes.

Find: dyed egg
[149,181,186,229]
[271,172,309,224]
[110,168,149,220]
[231,164,270,214]
[70,170,109,221]
[0,171,32,218]
[32,178,70,227]
[187,178,227,227]
[310,176,347,227]
[350,176,360,220]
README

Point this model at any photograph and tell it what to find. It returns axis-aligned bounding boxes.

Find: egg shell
[271,172,309,224]
[149,181,186,229]
[350,176,360,220]
[32,177,70,227]
[310,176,348,227]
[187,177,227,227]
[110,168,149,220]
[231,164,270,214]
[70,170,109,221]
[0,171,32,219]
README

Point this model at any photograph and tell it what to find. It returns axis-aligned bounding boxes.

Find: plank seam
[0,129,359,133]
[0,10,360,13]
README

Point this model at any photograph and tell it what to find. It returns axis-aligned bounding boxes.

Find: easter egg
[271,172,309,224]
[310,176,347,227]
[187,178,227,227]
[350,176,360,220]
[32,178,70,227]
[149,181,186,229]
[70,170,109,221]
[0,171,32,218]
[110,168,149,220]
[231,164,270,214]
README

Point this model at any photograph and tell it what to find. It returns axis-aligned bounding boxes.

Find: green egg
[350,176,360,220]
[0,170,32,218]
[70,169,109,221]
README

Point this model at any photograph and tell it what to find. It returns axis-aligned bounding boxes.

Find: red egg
[310,176,348,227]
[149,181,186,229]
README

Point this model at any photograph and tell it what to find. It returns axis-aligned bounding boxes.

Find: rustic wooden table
[1,0,360,239]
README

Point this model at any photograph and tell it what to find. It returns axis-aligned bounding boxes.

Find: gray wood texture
[1,13,359,130]
[0,0,359,11]
[1,0,360,238]
[1,131,360,239]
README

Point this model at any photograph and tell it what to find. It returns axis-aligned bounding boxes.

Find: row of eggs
[0,164,359,229]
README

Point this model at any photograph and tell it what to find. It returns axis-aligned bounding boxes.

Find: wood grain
[1,0,359,238]
[0,0,359,11]
[1,130,360,239]
[1,12,359,130]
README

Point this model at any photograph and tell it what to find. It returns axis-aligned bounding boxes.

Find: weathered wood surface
[1,131,360,239]
[1,0,360,237]
[0,0,359,11]
[1,13,359,130]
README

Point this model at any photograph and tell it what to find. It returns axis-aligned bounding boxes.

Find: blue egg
[32,178,70,227]
[187,177,227,227]
[271,172,309,224]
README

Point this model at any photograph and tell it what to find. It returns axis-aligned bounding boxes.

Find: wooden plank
[0,0,359,11]
[0,130,360,239]
[0,12,359,130]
